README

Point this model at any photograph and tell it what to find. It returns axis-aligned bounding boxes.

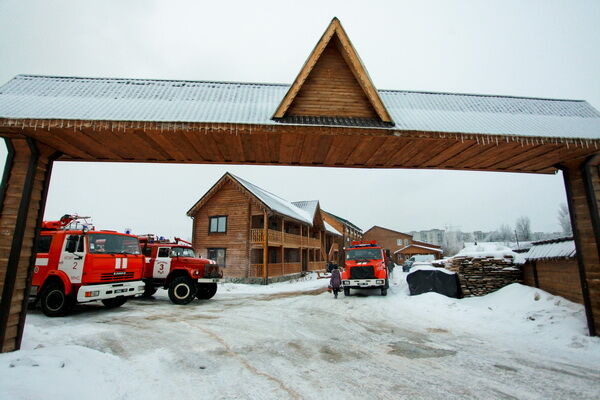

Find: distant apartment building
[409,229,445,247]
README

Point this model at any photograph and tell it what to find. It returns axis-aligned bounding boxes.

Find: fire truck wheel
[40,284,72,317]
[102,297,127,308]
[196,283,217,300]
[142,286,158,297]
[381,287,388,296]
[168,276,197,305]
[343,287,350,296]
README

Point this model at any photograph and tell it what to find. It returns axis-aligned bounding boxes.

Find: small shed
[522,237,583,304]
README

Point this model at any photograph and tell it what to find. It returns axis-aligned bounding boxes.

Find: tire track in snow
[183,321,301,400]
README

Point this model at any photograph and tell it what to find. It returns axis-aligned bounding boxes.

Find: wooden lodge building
[186,173,342,281]
[362,225,443,263]
[321,211,363,264]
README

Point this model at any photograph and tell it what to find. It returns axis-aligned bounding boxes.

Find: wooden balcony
[250,229,321,248]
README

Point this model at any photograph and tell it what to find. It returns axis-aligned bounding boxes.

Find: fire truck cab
[341,240,390,296]
[32,215,146,316]
[139,236,222,305]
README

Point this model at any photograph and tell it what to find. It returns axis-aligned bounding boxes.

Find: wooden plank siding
[0,138,57,352]
[522,259,584,305]
[561,157,600,336]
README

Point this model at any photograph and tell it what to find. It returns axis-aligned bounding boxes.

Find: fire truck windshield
[171,247,196,257]
[88,233,141,255]
[346,248,382,261]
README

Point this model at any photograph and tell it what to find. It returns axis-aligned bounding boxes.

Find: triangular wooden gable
[273,18,393,124]
[186,173,269,217]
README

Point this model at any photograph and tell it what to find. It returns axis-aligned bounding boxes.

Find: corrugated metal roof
[230,174,313,225]
[525,237,576,260]
[1,74,599,139]
[291,200,319,219]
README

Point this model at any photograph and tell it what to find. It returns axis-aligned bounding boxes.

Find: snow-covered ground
[2,272,599,400]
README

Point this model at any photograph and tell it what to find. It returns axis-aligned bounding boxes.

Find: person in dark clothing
[329,265,342,299]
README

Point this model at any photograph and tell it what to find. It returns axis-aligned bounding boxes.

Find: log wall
[0,138,57,352]
[191,180,251,278]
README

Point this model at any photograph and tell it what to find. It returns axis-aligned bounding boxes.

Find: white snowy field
[1,272,599,400]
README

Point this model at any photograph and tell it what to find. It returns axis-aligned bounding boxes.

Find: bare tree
[557,203,572,236]
[515,216,532,241]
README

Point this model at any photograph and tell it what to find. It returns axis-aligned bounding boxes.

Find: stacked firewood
[445,257,522,297]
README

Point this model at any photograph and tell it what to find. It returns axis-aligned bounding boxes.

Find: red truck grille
[100,272,135,281]
[350,266,375,279]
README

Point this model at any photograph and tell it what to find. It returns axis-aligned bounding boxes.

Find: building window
[396,239,402,246]
[209,216,227,233]
[404,239,409,246]
[208,248,226,266]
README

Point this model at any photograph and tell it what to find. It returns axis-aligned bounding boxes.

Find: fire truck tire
[343,287,350,296]
[102,297,127,308]
[381,286,388,296]
[142,286,158,297]
[196,283,217,300]
[40,284,72,317]
[168,276,197,305]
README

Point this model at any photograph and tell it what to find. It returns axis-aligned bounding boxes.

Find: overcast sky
[1,0,599,238]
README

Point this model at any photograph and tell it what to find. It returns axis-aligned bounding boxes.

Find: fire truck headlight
[376,280,384,284]
[343,280,350,285]
[85,291,100,298]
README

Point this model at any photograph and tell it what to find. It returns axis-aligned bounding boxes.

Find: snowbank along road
[1,271,599,400]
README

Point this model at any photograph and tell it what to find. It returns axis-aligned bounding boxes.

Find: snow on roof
[394,244,443,254]
[464,241,533,251]
[408,264,456,275]
[324,221,342,236]
[230,174,313,225]
[454,242,525,264]
[525,237,576,260]
[291,200,319,219]
[1,75,599,139]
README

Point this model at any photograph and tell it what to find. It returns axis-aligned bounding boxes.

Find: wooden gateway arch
[1,18,599,351]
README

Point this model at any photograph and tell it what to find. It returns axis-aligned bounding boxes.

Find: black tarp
[407,269,462,298]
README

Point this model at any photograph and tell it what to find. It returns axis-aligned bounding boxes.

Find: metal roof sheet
[525,238,576,260]
[1,74,599,139]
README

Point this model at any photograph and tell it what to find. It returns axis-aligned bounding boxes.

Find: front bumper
[76,280,145,303]
[197,278,220,283]
[342,279,385,288]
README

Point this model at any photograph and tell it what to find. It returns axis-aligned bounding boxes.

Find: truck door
[153,247,171,278]
[59,234,85,283]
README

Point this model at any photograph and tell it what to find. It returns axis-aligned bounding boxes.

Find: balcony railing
[250,229,321,248]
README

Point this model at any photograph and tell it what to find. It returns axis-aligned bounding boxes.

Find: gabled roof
[1,74,599,139]
[363,225,413,237]
[187,173,313,225]
[324,222,342,236]
[272,18,392,124]
[394,244,444,254]
[322,210,363,233]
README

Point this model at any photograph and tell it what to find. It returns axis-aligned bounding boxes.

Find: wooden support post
[299,225,303,271]
[281,218,285,275]
[560,156,600,337]
[262,211,268,284]
[0,138,59,352]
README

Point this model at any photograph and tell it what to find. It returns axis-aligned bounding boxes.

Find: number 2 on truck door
[59,234,85,283]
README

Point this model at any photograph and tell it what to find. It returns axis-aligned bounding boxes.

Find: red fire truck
[32,215,146,316]
[139,236,222,305]
[341,240,391,296]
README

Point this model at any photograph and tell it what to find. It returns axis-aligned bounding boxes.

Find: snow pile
[408,263,456,275]
[454,242,525,264]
